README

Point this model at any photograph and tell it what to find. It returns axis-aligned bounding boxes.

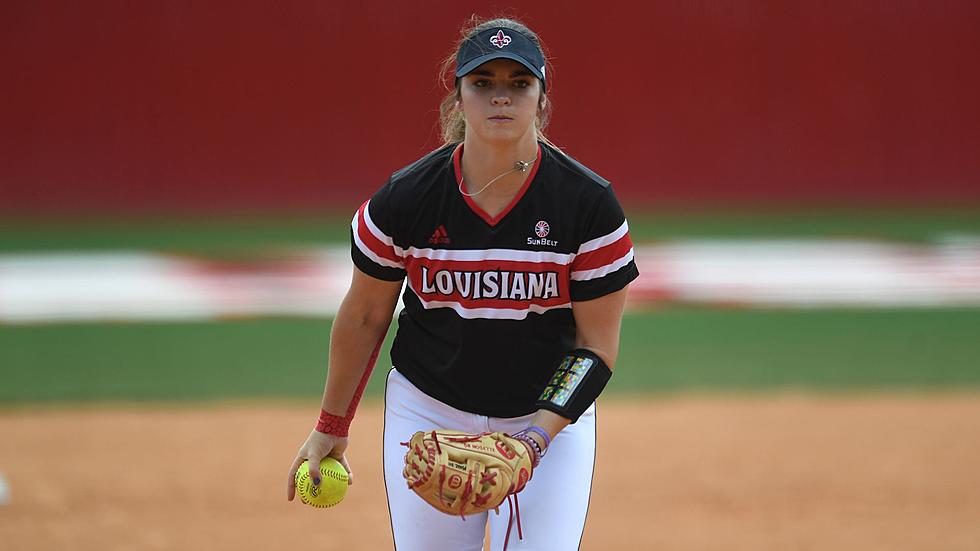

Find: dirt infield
[1,394,979,550]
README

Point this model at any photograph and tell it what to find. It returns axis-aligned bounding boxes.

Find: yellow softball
[294,457,349,508]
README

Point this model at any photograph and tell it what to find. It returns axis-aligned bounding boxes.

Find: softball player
[287,17,638,550]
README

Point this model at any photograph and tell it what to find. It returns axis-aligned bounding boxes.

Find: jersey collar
[453,142,543,227]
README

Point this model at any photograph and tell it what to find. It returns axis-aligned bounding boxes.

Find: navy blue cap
[455,28,547,91]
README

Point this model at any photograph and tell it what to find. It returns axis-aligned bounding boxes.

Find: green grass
[0,213,354,254]
[2,308,978,405]
[616,307,980,392]
[1,207,978,253]
[2,209,977,406]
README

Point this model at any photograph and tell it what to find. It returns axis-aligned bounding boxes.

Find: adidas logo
[428,225,450,245]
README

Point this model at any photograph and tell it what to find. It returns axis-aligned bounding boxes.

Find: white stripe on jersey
[356,199,636,284]
[351,210,405,269]
[409,287,573,320]
[404,247,572,264]
[577,220,629,254]
[570,249,635,281]
[359,200,572,265]
[362,201,405,255]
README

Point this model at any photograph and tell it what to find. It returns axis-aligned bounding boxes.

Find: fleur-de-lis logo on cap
[490,30,511,49]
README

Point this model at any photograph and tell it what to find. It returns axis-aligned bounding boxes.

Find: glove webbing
[401,432,525,551]
[404,432,504,518]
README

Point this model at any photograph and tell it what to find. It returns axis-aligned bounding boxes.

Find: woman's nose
[491,95,511,105]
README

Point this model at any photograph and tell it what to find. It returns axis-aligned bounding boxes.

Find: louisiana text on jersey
[348,142,638,417]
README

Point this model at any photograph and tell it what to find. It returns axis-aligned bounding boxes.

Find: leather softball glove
[401,430,534,517]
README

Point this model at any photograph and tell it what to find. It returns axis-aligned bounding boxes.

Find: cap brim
[455,52,545,84]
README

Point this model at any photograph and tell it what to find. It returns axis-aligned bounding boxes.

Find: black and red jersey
[351,141,638,418]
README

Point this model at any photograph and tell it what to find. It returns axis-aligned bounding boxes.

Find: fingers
[307,453,324,487]
[333,452,355,486]
[288,431,349,503]
[286,455,304,501]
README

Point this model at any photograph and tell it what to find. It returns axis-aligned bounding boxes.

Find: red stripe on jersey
[404,257,568,272]
[355,200,402,264]
[404,257,570,310]
[571,233,634,272]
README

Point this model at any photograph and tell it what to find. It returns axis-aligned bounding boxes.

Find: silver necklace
[458,154,538,198]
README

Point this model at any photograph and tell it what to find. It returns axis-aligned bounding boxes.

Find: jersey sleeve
[350,180,407,281]
[569,186,639,301]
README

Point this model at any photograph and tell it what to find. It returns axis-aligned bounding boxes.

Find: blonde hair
[438,16,556,147]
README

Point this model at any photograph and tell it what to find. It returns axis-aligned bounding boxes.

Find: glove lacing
[400,432,526,551]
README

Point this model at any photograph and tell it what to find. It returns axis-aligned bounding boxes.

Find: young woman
[287,17,638,551]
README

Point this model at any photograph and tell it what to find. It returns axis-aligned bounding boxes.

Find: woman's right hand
[286,430,353,502]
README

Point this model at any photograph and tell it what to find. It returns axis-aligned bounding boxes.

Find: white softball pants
[383,368,597,551]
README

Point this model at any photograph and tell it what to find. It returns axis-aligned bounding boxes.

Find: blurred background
[1,2,979,550]
[2,0,977,401]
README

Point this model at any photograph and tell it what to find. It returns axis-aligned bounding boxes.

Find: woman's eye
[513,80,529,89]
[474,80,490,88]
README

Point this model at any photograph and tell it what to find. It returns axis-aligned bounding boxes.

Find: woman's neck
[460,133,539,187]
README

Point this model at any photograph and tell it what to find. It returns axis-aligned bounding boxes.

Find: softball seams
[296,471,343,508]
[318,465,349,483]
[295,460,348,508]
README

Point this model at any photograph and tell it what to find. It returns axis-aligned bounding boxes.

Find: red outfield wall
[1,1,978,214]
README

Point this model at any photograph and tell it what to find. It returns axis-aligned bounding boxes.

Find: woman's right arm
[286,267,403,501]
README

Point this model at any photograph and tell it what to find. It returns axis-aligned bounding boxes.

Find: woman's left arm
[571,285,630,368]
[522,286,630,445]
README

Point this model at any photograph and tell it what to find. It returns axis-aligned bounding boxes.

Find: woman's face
[459,58,543,146]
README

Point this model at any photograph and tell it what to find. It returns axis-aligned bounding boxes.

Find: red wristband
[315,409,351,437]
[313,335,386,437]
